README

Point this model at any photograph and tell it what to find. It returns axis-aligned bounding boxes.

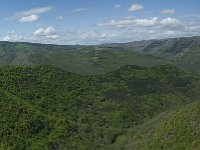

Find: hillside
[105,36,200,73]
[0,36,200,149]
[1,0,199,149]
[0,65,199,149]
[106,36,200,58]
[0,36,200,74]
[112,100,200,150]
[0,41,171,75]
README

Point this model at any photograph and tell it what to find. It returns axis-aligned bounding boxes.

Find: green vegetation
[0,41,173,75]
[0,36,200,149]
[106,36,200,73]
[1,36,200,75]
[0,64,199,149]
[114,101,200,150]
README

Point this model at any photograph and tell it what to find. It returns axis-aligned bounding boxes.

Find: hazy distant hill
[0,41,171,74]
[1,36,200,74]
[104,36,200,72]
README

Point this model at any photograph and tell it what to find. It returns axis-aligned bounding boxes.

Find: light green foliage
[0,65,199,149]
[120,101,200,150]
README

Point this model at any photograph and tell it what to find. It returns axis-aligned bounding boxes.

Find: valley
[0,36,200,149]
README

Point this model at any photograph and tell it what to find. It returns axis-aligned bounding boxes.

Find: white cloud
[33,26,60,39]
[185,25,200,31]
[7,6,52,22]
[2,25,200,45]
[2,31,26,42]
[114,4,121,9]
[99,17,182,31]
[160,18,180,25]
[160,17,182,30]
[98,16,191,42]
[19,14,39,23]
[163,31,175,35]
[128,4,144,12]
[1,28,60,44]
[56,16,64,20]
[2,16,200,45]
[161,9,176,14]
[99,17,159,29]
[71,8,90,13]
[135,17,159,27]
[15,6,52,17]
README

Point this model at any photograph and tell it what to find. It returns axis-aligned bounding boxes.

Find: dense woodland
[0,36,200,149]
[0,64,199,150]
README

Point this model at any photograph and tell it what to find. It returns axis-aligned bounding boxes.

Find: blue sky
[0,0,200,44]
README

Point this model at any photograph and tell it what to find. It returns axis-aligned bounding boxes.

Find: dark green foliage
[0,64,199,149]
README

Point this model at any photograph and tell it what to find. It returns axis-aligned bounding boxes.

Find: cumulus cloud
[33,26,60,39]
[160,18,180,25]
[160,17,182,30]
[1,31,26,42]
[161,9,176,14]
[134,17,159,27]
[71,7,91,13]
[2,16,200,45]
[19,14,39,23]
[97,16,197,42]
[128,4,144,12]
[99,17,184,31]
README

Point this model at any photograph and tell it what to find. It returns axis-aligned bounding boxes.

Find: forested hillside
[1,36,200,74]
[105,36,200,73]
[0,65,199,149]
[0,0,199,149]
[0,41,170,75]
[0,36,200,150]
[117,101,200,150]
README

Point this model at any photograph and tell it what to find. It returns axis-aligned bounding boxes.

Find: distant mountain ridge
[104,36,200,72]
[0,40,170,74]
[0,36,199,74]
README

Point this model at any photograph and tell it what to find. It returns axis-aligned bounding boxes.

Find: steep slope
[112,100,200,150]
[0,65,199,149]
[107,36,200,58]
[0,87,66,150]
[106,36,200,73]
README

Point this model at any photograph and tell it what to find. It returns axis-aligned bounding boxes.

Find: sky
[0,0,200,45]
